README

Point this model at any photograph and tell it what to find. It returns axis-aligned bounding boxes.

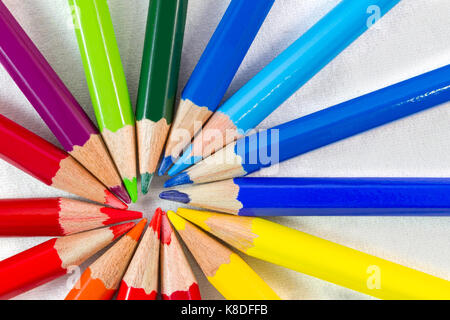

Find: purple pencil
[0,1,130,204]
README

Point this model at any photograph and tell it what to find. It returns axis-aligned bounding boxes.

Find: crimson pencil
[0,115,126,209]
[0,222,135,300]
[160,210,201,300]
[0,198,142,236]
[0,1,130,204]
[116,209,162,300]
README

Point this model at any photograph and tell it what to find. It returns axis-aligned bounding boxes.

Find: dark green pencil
[136,0,188,194]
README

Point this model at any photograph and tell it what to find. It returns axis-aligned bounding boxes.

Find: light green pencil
[69,0,137,202]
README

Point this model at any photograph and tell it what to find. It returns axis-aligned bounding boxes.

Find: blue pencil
[158,0,275,175]
[161,177,450,216]
[165,64,450,187]
[168,0,402,176]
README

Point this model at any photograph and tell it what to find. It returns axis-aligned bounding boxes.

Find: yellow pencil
[176,208,450,300]
[167,211,280,300]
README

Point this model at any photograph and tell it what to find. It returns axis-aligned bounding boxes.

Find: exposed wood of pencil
[70,134,130,203]
[0,197,142,236]
[161,179,242,214]
[164,99,213,160]
[164,141,245,188]
[0,222,134,299]
[65,219,146,300]
[116,210,161,300]
[137,119,170,175]
[191,110,241,159]
[102,125,137,184]
[160,210,201,300]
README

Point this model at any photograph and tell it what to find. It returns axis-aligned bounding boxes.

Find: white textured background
[0,0,449,300]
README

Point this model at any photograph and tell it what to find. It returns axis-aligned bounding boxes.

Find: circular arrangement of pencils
[0,0,449,300]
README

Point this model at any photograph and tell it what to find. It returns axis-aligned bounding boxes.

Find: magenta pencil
[0,1,130,204]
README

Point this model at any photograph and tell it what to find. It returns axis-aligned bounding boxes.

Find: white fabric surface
[0,0,449,300]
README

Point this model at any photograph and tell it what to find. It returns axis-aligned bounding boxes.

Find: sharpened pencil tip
[158,157,173,176]
[164,172,193,188]
[168,157,197,176]
[159,190,190,204]
[126,218,147,241]
[110,222,135,240]
[123,177,138,203]
[167,145,201,176]
[140,173,153,194]
[104,189,128,209]
[110,184,131,204]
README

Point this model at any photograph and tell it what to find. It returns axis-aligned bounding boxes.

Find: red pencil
[0,115,126,209]
[65,219,147,300]
[0,222,134,300]
[0,198,142,236]
[116,208,162,300]
[160,210,201,300]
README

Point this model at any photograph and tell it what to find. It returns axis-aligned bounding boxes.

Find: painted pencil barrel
[0,114,68,185]
[181,0,274,110]
[136,0,187,124]
[0,1,97,151]
[69,0,134,132]
[247,218,450,299]
[222,0,402,132]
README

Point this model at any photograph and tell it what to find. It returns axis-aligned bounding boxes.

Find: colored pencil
[0,1,130,204]
[160,210,201,300]
[165,65,450,187]
[168,0,402,175]
[116,209,162,300]
[167,211,280,300]
[70,0,138,202]
[136,0,188,193]
[0,222,134,300]
[0,197,142,236]
[176,208,450,300]
[159,0,275,175]
[65,219,147,300]
[0,115,126,209]
[162,177,450,216]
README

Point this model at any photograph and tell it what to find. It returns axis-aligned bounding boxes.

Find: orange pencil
[160,210,201,300]
[116,209,162,300]
[0,222,134,300]
[65,219,147,300]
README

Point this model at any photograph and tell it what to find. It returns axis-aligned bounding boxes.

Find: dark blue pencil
[159,0,275,175]
[161,177,450,216]
[165,64,450,188]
